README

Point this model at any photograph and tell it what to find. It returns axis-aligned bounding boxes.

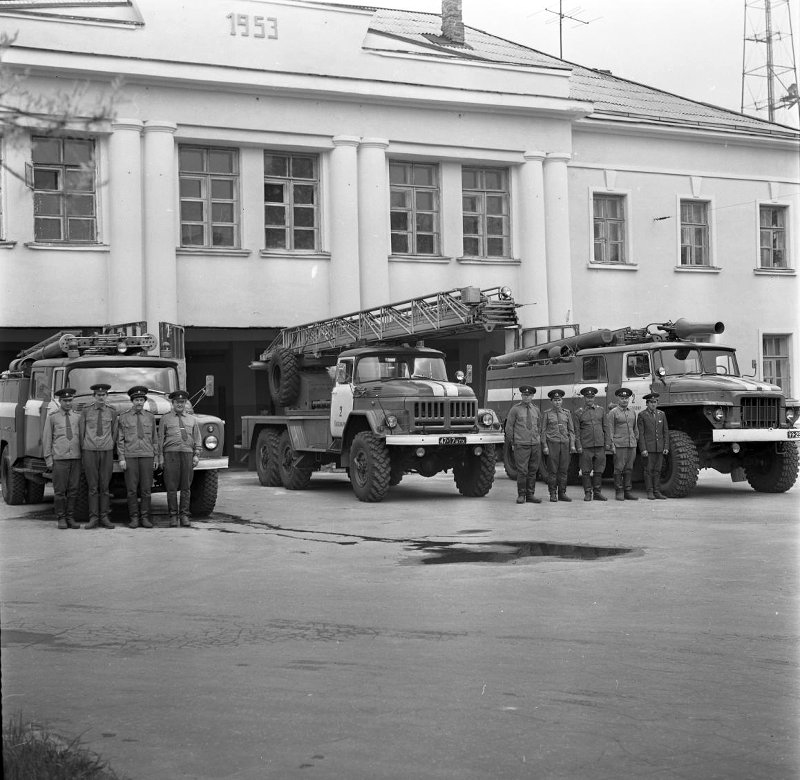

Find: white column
[107,119,144,324]
[142,120,178,339]
[543,152,573,325]
[357,138,390,309]
[329,135,361,315]
[517,151,549,329]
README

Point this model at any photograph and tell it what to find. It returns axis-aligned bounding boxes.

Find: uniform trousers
[545,440,570,490]
[82,450,113,520]
[52,458,81,521]
[642,452,664,480]
[124,457,154,521]
[580,446,606,477]
[513,444,541,498]
[164,451,194,519]
[613,446,637,488]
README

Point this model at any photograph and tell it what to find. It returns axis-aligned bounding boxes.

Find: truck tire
[277,430,312,490]
[190,470,219,516]
[503,442,518,481]
[454,445,496,497]
[349,431,390,502]
[268,348,301,407]
[255,429,282,487]
[26,480,46,504]
[660,430,699,498]
[746,442,799,493]
[1,450,26,505]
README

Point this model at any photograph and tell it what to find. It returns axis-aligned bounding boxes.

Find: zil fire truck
[0,328,228,516]
[236,287,517,502]
[485,319,800,497]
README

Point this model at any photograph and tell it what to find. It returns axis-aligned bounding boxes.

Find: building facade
[1,0,798,454]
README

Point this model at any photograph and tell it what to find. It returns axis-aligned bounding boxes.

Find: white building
[1,0,798,451]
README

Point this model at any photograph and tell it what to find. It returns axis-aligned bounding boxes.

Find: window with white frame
[389,162,439,255]
[593,194,626,263]
[264,152,319,251]
[763,334,791,393]
[179,146,239,248]
[462,167,510,258]
[760,205,789,269]
[32,136,97,242]
[680,200,710,266]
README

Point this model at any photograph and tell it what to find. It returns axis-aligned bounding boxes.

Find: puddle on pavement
[404,540,642,565]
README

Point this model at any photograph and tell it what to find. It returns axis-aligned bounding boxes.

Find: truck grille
[740,397,779,428]
[414,399,477,429]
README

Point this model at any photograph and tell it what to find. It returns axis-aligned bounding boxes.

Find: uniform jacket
[43,408,82,461]
[606,406,639,448]
[118,408,159,459]
[504,402,541,446]
[574,404,608,450]
[79,402,118,452]
[541,407,575,448]
[159,410,201,455]
[637,408,670,453]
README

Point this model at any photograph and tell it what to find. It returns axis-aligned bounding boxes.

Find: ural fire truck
[0,328,228,515]
[237,287,517,502]
[485,319,800,497]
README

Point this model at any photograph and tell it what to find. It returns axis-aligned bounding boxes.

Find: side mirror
[465,364,473,384]
[205,375,215,398]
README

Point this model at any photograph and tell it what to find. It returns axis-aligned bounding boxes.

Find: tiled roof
[365,5,799,138]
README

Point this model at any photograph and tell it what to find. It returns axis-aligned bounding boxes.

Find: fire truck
[485,319,800,497]
[0,327,228,515]
[236,286,517,502]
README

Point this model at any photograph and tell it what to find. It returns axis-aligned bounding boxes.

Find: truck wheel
[190,470,219,516]
[503,442,518,481]
[26,480,46,504]
[349,431,390,502]
[255,429,282,487]
[1,450,27,505]
[454,445,496,497]
[746,442,799,493]
[660,430,699,498]
[277,430,312,490]
[268,348,301,407]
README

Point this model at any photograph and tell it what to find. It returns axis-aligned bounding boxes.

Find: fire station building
[1,0,798,454]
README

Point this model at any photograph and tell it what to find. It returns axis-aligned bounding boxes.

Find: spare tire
[268,348,301,406]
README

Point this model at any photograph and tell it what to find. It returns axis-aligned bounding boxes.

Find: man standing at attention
[541,389,576,502]
[118,386,161,528]
[504,385,543,505]
[638,392,669,500]
[43,387,82,529]
[606,387,639,501]
[574,386,610,502]
[160,390,201,527]
[79,382,118,529]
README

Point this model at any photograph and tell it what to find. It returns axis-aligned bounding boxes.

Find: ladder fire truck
[0,327,228,516]
[236,286,517,502]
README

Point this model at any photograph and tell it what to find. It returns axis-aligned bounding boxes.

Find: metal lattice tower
[741,0,799,126]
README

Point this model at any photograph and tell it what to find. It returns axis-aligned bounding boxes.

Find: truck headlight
[712,407,725,422]
[480,411,495,427]
[204,435,219,451]
[787,407,798,423]
[385,414,398,429]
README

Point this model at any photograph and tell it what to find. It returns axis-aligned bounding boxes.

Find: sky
[322,0,800,128]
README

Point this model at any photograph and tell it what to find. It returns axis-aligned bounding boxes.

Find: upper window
[462,167,510,258]
[390,162,439,255]
[680,200,710,266]
[179,146,239,248]
[581,356,607,382]
[264,152,319,251]
[760,205,788,269]
[593,194,626,263]
[763,335,791,393]
[32,137,96,242]
[626,352,651,378]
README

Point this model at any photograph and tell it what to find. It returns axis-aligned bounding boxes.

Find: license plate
[439,436,467,445]
[789,430,800,440]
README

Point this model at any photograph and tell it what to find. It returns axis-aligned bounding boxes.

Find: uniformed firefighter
[574,386,610,501]
[118,385,161,528]
[79,382,118,529]
[541,389,576,502]
[504,385,543,504]
[42,387,81,529]
[159,390,201,527]
[606,387,639,501]
[638,392,669,500]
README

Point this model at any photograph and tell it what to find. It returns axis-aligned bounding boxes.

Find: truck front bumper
[383,433,504,446]
[712,429,800,443]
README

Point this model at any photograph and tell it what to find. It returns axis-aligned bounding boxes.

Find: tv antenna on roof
[544,1,598,59]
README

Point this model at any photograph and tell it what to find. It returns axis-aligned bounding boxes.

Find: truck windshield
[355,355,448,383]
[66,366,177,395]
[656,348,739,377]
[699,349,740,376]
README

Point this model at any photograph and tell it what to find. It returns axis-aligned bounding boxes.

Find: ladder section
[264,286,517,358]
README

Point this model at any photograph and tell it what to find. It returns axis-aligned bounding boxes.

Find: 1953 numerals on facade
[226,13,278,39]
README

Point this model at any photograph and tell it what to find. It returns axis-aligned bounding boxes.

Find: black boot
[623,472,638,501]
[549,486,558,503]
[644,473,655,500]
[582,476,592,502]
[526,494,542,504]
[557,486,572,502]
[615,475,624,501]
[592,475,607,501]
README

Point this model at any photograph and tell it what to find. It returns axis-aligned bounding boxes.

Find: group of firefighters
[504,385,670,504]
[43,384,202,529]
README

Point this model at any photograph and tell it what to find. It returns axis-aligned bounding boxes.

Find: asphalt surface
[1,467,798,780]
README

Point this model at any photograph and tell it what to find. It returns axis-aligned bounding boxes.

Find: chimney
[441,0,465,45]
